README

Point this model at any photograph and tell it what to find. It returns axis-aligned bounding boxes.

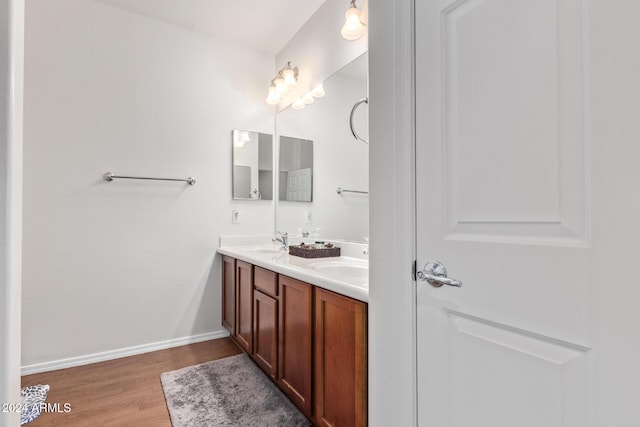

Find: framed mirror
[279,136,313,202]
[232,129,273,200]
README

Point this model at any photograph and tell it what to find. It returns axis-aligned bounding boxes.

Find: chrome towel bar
[336,187,368,195]
[103,172,196,186]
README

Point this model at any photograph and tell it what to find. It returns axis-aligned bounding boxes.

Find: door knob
[416,261,462,288]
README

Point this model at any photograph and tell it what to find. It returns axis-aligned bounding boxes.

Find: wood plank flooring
[21,338,242,426]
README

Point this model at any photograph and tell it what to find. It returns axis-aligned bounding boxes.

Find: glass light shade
[310,84,325,97]
[341,7,365,40]
[291,99,305,110]
[283,69,296,86]
[266,85,281,105]
[273,75,285,93]
[303,93,315,104]
[281,62,297,89]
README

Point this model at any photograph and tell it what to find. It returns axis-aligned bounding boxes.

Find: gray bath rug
[160,354,311,426]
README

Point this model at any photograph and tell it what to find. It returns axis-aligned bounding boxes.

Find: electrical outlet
[232,209,240,224]
[304,210,312,224]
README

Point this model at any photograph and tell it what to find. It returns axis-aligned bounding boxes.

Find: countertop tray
[288,245,341,258]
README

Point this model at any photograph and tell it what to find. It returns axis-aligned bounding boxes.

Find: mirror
[232,129,273,200]
[279,136,313,202]
[275,52,368,242]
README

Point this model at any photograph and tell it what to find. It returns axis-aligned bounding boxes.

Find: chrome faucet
[272,231,289,251]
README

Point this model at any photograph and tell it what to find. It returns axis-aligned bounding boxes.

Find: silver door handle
[416,261,462,288]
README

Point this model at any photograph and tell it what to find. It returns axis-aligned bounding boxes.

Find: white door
[415,0,640,426]
[286,168,312,201]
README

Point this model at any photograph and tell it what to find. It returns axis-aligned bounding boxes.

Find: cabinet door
[278,275,313,417]
[253,290,278,379]
[314,288,367,427]
[221,256,236,335]
[235,260,253,353]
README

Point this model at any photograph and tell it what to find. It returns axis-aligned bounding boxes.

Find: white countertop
[217,237,369,303]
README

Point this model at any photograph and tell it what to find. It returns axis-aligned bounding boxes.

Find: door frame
[368,0,417,426]
[0,1,24,426]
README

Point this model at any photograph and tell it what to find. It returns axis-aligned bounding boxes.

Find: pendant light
[341,0,366,41]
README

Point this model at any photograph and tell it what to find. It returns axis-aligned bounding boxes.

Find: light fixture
[273,75,285,93]
[264,63,326,109]
[266,81,281,105]
[341,0,366,41]
[291,99,306,110]
[310,84,325,98]
[281,61,298,89]
[265,61,300,105]
[302,93,315,104]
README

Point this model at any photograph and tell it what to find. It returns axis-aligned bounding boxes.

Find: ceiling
[94,0,326,55]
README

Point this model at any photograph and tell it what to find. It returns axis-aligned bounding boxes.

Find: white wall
[0,0,23,424]
[22,0,275,369]
[276,70,369,241]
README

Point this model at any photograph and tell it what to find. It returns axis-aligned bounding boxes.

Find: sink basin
[244,247,284,254]
[311,263,368,281]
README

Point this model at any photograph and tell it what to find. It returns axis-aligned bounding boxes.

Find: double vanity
[217,236,368,426]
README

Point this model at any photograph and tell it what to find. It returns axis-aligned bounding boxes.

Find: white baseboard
[21,330,231,376]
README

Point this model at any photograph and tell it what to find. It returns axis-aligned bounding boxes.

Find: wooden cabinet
[253,267,278,379]
[221,256,236,335]
[235,260,253,353]
[278,275,313,418]
[314,288,368,427]
[221,256,367,425]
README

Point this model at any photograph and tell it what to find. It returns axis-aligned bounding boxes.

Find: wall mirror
[279,136,313,202]
[275,52,368,242]
[232,129,273,200]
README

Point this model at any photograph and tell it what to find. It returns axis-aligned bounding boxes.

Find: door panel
[444,311,588,427]
[286,168,312,201]
[278,275,313,417]
[235,260,253,353]
[438,0,588,246]
[222,256,235,335]
[314,288,368,427]
[253,290,278,379]
[416,0,593,425]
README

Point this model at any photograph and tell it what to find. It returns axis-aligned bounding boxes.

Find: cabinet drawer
[254,266,278,297]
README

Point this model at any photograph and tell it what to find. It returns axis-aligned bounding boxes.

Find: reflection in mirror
[232,129,273,200]
[279,136,313,202]
[275,52,368,242]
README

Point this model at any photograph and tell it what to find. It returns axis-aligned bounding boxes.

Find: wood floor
[21,338,242,426]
